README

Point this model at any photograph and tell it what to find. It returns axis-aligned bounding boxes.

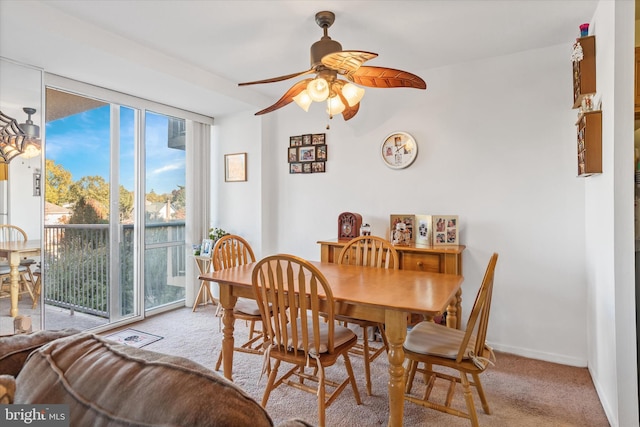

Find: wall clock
[381,131,418,169]
[338,212,362,241]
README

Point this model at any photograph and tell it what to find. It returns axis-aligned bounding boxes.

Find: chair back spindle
[252,255,336,357]
[212,235,256,271]
[456,253,498,363]
[337,236,399,270]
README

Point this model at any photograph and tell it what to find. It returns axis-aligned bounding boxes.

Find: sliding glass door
[43,88,188,329]
[143,111,186,310]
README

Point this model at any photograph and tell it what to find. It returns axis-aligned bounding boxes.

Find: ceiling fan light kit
[239,11,426,122]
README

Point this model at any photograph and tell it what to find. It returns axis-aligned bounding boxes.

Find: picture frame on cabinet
[390,214,415,245]
[415,214,433,245]
[432,215,459,245]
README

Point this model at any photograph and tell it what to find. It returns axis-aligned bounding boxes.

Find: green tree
[45,159,73,206]
[146,189,165,203]
[68,196,107,224]
[70,176,110,208]
[119,185,134,222]
[171,185,185,211]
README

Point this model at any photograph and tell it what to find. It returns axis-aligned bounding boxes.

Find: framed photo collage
[390,214,459,246]
[288,133,327,174]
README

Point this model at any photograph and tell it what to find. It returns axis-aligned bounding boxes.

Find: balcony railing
[43,222,186,318]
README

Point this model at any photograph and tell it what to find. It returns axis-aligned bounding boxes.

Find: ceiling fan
[238,11,427,121]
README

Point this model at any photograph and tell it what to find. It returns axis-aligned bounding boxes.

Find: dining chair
[252,254,361,427]
[403,253,499,427]
[0,224,37,307]
[212,234,265,371]
[336,235,399,396]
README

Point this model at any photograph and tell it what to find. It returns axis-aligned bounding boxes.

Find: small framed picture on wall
[224,152,247,182]
[299,146,315,162]
[288,147,298,162]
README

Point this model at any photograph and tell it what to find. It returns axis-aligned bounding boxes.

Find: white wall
[587,2,638,426]
[249,43,589,366]
[0,59,43,239]
[216,6,639,423]
[211,111,264,258]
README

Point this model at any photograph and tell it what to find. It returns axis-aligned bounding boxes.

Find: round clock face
[381,132,418,169]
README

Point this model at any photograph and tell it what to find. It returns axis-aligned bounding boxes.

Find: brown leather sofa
[0,330,311,427]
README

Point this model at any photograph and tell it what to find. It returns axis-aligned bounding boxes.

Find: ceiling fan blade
[347,66,426,89]
[321,51,378,74]
[238,69,314,86]
[255,79,312,116]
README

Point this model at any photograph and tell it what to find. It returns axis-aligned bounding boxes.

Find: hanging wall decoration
[288,133,326,174]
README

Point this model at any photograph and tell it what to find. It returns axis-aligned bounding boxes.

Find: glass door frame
[44,74,212,331]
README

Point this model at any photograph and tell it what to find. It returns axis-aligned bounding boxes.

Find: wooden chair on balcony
[0,224,37,307]
[252,254,361,427]
[213,234,266,371]
[336,235,399,396]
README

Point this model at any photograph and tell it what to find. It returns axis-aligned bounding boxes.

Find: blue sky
[46,106,185,195]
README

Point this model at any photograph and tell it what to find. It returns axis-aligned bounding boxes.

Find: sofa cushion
[0,374,15,403]
[0,328,80,377]
[14,332,275,427]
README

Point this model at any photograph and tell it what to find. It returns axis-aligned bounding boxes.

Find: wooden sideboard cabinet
[318,239,465,328]
[318,238,464,275]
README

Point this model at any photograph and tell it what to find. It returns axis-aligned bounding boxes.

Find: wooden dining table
[0,239,41,317]
[200,260,464,427]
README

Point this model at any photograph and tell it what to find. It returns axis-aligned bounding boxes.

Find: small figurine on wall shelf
[579,23,589,37]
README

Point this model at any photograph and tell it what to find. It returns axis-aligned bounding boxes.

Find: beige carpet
[115,306,610,427]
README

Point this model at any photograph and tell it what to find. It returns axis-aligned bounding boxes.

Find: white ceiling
[0,0,600,119]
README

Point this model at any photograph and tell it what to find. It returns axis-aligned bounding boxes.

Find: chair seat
[404,321,476,360]
[234,297,262,316]
[0,259,35,267]
[0,265,29,275]
[287,322,356,356]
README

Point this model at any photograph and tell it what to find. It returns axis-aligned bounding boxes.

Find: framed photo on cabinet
[432,215,459,245]
[415,214,433,245]
[390,214,415,245]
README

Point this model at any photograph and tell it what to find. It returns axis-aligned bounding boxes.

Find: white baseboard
[488,341,588,367]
